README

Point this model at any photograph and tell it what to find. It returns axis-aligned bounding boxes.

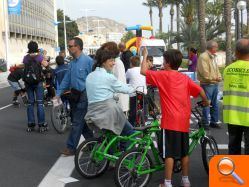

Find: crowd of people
[6,37,249,187]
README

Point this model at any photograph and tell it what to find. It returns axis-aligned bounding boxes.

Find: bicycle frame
[120,120,163,175]
[137,129,164,175]
[188,127,205,155]
[135,86,160,127]
[92,131,142,162]
[92,119,161,165]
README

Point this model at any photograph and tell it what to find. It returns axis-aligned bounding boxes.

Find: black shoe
[60,148,75,156]
[210,122,221,128]
[13,100,20,105]
[27,123,35,132]
[38,122,48,133]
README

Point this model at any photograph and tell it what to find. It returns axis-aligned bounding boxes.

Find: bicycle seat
[134,125,157,132]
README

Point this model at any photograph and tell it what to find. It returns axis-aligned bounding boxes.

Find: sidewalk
[0,72,9,88]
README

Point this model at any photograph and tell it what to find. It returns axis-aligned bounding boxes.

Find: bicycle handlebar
[196,100,212,108]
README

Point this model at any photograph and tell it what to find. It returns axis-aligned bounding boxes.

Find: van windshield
[140,46,164,57]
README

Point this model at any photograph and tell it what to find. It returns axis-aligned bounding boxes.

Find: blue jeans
[120,120,135,136]
[8,80,23,91]
[67,92,93,151]
[120,120,135,150]
[26,82,45,126]
[201,84,219,125]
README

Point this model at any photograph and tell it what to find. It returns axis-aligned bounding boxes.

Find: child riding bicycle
[140,47,209,187]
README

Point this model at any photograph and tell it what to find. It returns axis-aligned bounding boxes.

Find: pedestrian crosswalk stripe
[0,104,13,111]
[58,177,79,184]
[38,136,85,187]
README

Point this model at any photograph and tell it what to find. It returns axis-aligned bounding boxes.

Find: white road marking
[38,136,85,187]
[217,144,228,149]
[0,104,13,110]
[217,144,244,149]
[58,177,79,184]
[0,85,10,89]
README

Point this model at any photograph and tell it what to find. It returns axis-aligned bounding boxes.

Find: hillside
[76,16,126,35]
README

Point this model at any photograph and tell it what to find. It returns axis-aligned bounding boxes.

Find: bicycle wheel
[74,138,109,178]
[50,104,69,134]
[201,136,219,174]
[115,149,152,187]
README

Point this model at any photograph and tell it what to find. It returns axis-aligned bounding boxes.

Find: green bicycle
[114,101,219,187]
[74,119,160,179]
[74,87,161,179]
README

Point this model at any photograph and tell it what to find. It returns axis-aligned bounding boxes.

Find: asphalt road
[0,87,68,187]
[0,86,233,187]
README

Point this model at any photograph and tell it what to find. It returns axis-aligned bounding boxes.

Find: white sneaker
[180,179,191,187]
[159,184,172,187]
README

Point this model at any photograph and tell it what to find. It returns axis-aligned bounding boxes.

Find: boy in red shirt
[141,48,209,187]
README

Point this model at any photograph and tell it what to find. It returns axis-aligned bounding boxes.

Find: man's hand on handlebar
[201,99,210,107]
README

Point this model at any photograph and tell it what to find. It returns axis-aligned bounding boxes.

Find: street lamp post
[80,9,95,48]
[93,20,105,46]
[54,20,73,56]
[81,9,95,35]
[3,0,10,69]
[54,0,59,55]
[63,0,67,56]
[237,0,247,38]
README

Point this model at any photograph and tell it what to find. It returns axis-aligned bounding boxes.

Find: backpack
[9,65,18,73]
[23,56,43,85]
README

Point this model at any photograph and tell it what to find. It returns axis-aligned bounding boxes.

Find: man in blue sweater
[55,37,93,156]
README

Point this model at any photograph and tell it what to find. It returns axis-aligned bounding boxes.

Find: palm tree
[143,0,155,36]
[150,0,166,33]
[173,20,199,49]
[196,0,206,52]
[170,4,174,33]
[181,0,196,26]
[164,0,182,49]
[175,0,182,49]
[157,0,164,33]
[246,0,249,35]
[224,0,232,66]
[234,0,240,40]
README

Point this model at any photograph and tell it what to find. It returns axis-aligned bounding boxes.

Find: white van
[139,39,166,69]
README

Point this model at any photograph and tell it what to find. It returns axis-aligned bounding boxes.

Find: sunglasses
[68,45,77,48]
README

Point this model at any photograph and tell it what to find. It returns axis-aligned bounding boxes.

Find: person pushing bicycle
[140,47,209,187]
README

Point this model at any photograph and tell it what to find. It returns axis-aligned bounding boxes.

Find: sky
[56,0,171,34]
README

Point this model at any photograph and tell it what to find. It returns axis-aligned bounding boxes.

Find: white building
[0,0,57,68]
[106,32,123,44]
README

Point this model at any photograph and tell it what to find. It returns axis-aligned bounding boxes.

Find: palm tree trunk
[149,7,154,36]
[157,0,163,33]
[197,0,206,53]
[224,0,232,66]
[170,5,174,33]
[234,0,240,40]
[176,3,180,49]
[247,0,249,35]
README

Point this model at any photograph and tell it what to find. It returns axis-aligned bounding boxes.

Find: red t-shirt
[146,70,202,132]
